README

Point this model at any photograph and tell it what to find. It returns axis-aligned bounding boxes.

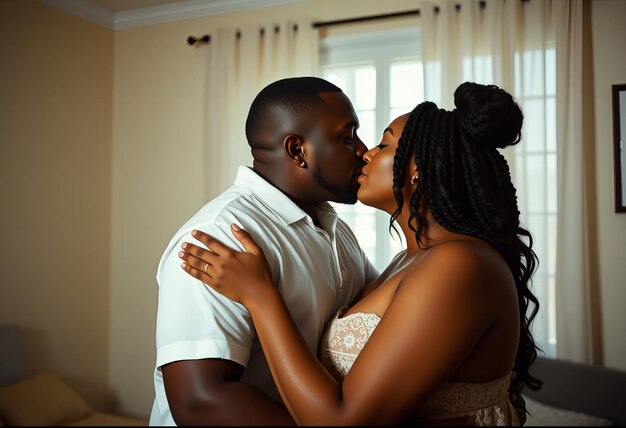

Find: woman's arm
[180,226,493,425]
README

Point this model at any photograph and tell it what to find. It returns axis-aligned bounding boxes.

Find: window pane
[332,202,380,267]
[522,50,545,97]
[356,215,376,248]
[424,61,442,104]
[389,232,405,257]
[324,69,350,96]
[547,153,557,213]
[522,99,546,153]
[389,107,413,124]
[547,213,557,275]
[357,110,376,148]
[463,55,493,84]
[324,65,375,105]
[475,55,493,84]
[355,67,376,110]
[526,154,546,213]
[546,97,556,152]
[390,61,424,108]
[514,52,521,96]
[548,275,557,352]
[529,214,546,271]
[545,48,556,96]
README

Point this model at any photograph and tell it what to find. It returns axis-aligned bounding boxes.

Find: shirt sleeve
[362,250,380,286]
[154,219,254,370]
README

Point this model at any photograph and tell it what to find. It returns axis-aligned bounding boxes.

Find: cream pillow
[0,372,92,426]
[524,395,612,426]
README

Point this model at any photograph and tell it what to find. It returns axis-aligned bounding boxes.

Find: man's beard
[313,165,358,205]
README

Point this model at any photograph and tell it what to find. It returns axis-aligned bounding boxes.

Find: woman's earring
[410,174,419,185]
[300,161,306,167]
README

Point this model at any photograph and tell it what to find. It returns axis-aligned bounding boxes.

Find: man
[150,77,378,425]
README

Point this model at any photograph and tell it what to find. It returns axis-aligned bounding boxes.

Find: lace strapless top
[319,308,519,426]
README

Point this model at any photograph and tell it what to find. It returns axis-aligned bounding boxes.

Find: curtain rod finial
[187,34,210,46]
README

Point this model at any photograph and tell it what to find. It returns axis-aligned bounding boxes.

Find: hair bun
[454,82,523,150]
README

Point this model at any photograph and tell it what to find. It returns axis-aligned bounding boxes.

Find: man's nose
[355,137,367,158]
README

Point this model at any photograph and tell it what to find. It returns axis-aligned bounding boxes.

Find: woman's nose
[362,147,376,163]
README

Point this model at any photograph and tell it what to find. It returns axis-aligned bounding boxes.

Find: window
[320,28,422,270]
[320,29,556,357]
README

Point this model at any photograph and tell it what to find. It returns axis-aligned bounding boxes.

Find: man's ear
[284,134,307,168]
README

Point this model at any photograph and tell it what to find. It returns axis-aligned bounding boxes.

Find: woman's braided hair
[390,82,542,392]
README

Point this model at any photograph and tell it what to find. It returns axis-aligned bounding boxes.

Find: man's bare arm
[162,359,295,426]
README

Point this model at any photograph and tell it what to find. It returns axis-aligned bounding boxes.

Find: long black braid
[390,82,542,393]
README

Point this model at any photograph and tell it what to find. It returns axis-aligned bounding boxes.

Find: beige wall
[1,0,624,419]
[590,0,626,371]
[0,0,113,412]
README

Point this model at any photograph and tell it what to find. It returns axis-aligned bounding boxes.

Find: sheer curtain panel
[553,0,599,364]
[203,20,318,198]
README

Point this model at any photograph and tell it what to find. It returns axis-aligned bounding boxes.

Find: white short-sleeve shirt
[149,166,378,425]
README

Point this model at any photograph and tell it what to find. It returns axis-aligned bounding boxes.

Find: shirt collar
[234,166,337,226]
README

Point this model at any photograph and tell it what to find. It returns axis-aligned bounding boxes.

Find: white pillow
[0,373,92,426]
[523,395,612,426]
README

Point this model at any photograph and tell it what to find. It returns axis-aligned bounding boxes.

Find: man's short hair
[245,77,343,147]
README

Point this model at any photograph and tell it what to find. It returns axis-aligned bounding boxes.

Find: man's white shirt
[150,166,378,425]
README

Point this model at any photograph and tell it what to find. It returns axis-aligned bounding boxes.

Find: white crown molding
[41,0,306,30]
[114,0,305,29]
[41,0,116,28]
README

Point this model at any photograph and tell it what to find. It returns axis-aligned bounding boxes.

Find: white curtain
[203,20,318,198]
[421,0,552,108]
[553,0,598,364]
[421,0,596,363]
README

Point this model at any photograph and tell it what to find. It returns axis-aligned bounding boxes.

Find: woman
[179,82,542,425]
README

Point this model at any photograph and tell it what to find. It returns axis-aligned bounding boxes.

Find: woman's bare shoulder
[402,238,511,295]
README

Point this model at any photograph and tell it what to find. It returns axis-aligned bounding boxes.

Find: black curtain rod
[313,0,530,28]
[312,8,421,29]
[187,0,529,46]
[187,25,291,46]
[186,7,420,46]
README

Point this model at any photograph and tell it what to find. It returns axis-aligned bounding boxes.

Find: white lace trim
[319,308,519,425]
[319,309,379,381]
